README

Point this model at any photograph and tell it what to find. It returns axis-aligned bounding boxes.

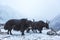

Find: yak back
[31,20,46,29]
[4,19,20,30]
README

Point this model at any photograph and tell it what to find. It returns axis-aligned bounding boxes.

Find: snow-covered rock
[50,14,60,31]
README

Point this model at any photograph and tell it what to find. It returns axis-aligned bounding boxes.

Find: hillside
[50,14,60,31]
[0,5,22,23]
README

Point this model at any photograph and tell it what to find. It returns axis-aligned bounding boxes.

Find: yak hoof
[21,33,25,35]
[10,33,12,35]
[22,34,24,35]
[39,31,42,33]
[7,32,12,35]
[27,31,29,33]
[7,32,9,34]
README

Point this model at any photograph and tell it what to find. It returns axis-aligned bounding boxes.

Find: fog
[0,0,60,21]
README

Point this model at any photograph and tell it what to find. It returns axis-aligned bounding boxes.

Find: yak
[4,19,32,35]
[27,20,49,33]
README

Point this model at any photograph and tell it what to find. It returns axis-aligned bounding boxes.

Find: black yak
[27,20,49,33]
[4,19,31,35]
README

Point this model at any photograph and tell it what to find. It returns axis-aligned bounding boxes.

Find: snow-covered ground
[0,28,60,40]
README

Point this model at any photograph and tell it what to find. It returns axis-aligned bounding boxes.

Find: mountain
[49,14,60,31]
[0,5,22,23]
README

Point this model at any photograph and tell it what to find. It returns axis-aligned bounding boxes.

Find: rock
[50,14,60,32]
[47,30,57,35]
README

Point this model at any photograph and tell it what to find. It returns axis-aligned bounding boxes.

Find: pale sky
[0,0,60,21]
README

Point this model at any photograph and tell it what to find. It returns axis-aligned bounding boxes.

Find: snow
[0,28,60,40]
[0,5,60,40]
[49,14,60,31]
[1,13,60,40]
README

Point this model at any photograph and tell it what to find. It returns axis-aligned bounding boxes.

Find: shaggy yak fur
[27,20,49,33]
[4,19,32,35]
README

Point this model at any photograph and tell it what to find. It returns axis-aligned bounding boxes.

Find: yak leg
[32,28,35,32]
[9,27,12,35]
[7,30,9,34]
[10,30,12,35]
[38,28,42,33]
[26,28,30,33]
[32,28,37,33]
[39,30,42,33]
[7,30,12,35]
[21,31,24,35]
[8,29,12,35]
[21,29,25,35]
[22,32,24,35]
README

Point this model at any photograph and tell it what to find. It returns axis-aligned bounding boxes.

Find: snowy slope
[49,14,60,31]
[0,29,60,40]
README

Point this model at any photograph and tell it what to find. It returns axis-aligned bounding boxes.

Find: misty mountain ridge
[0,5,22,23]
